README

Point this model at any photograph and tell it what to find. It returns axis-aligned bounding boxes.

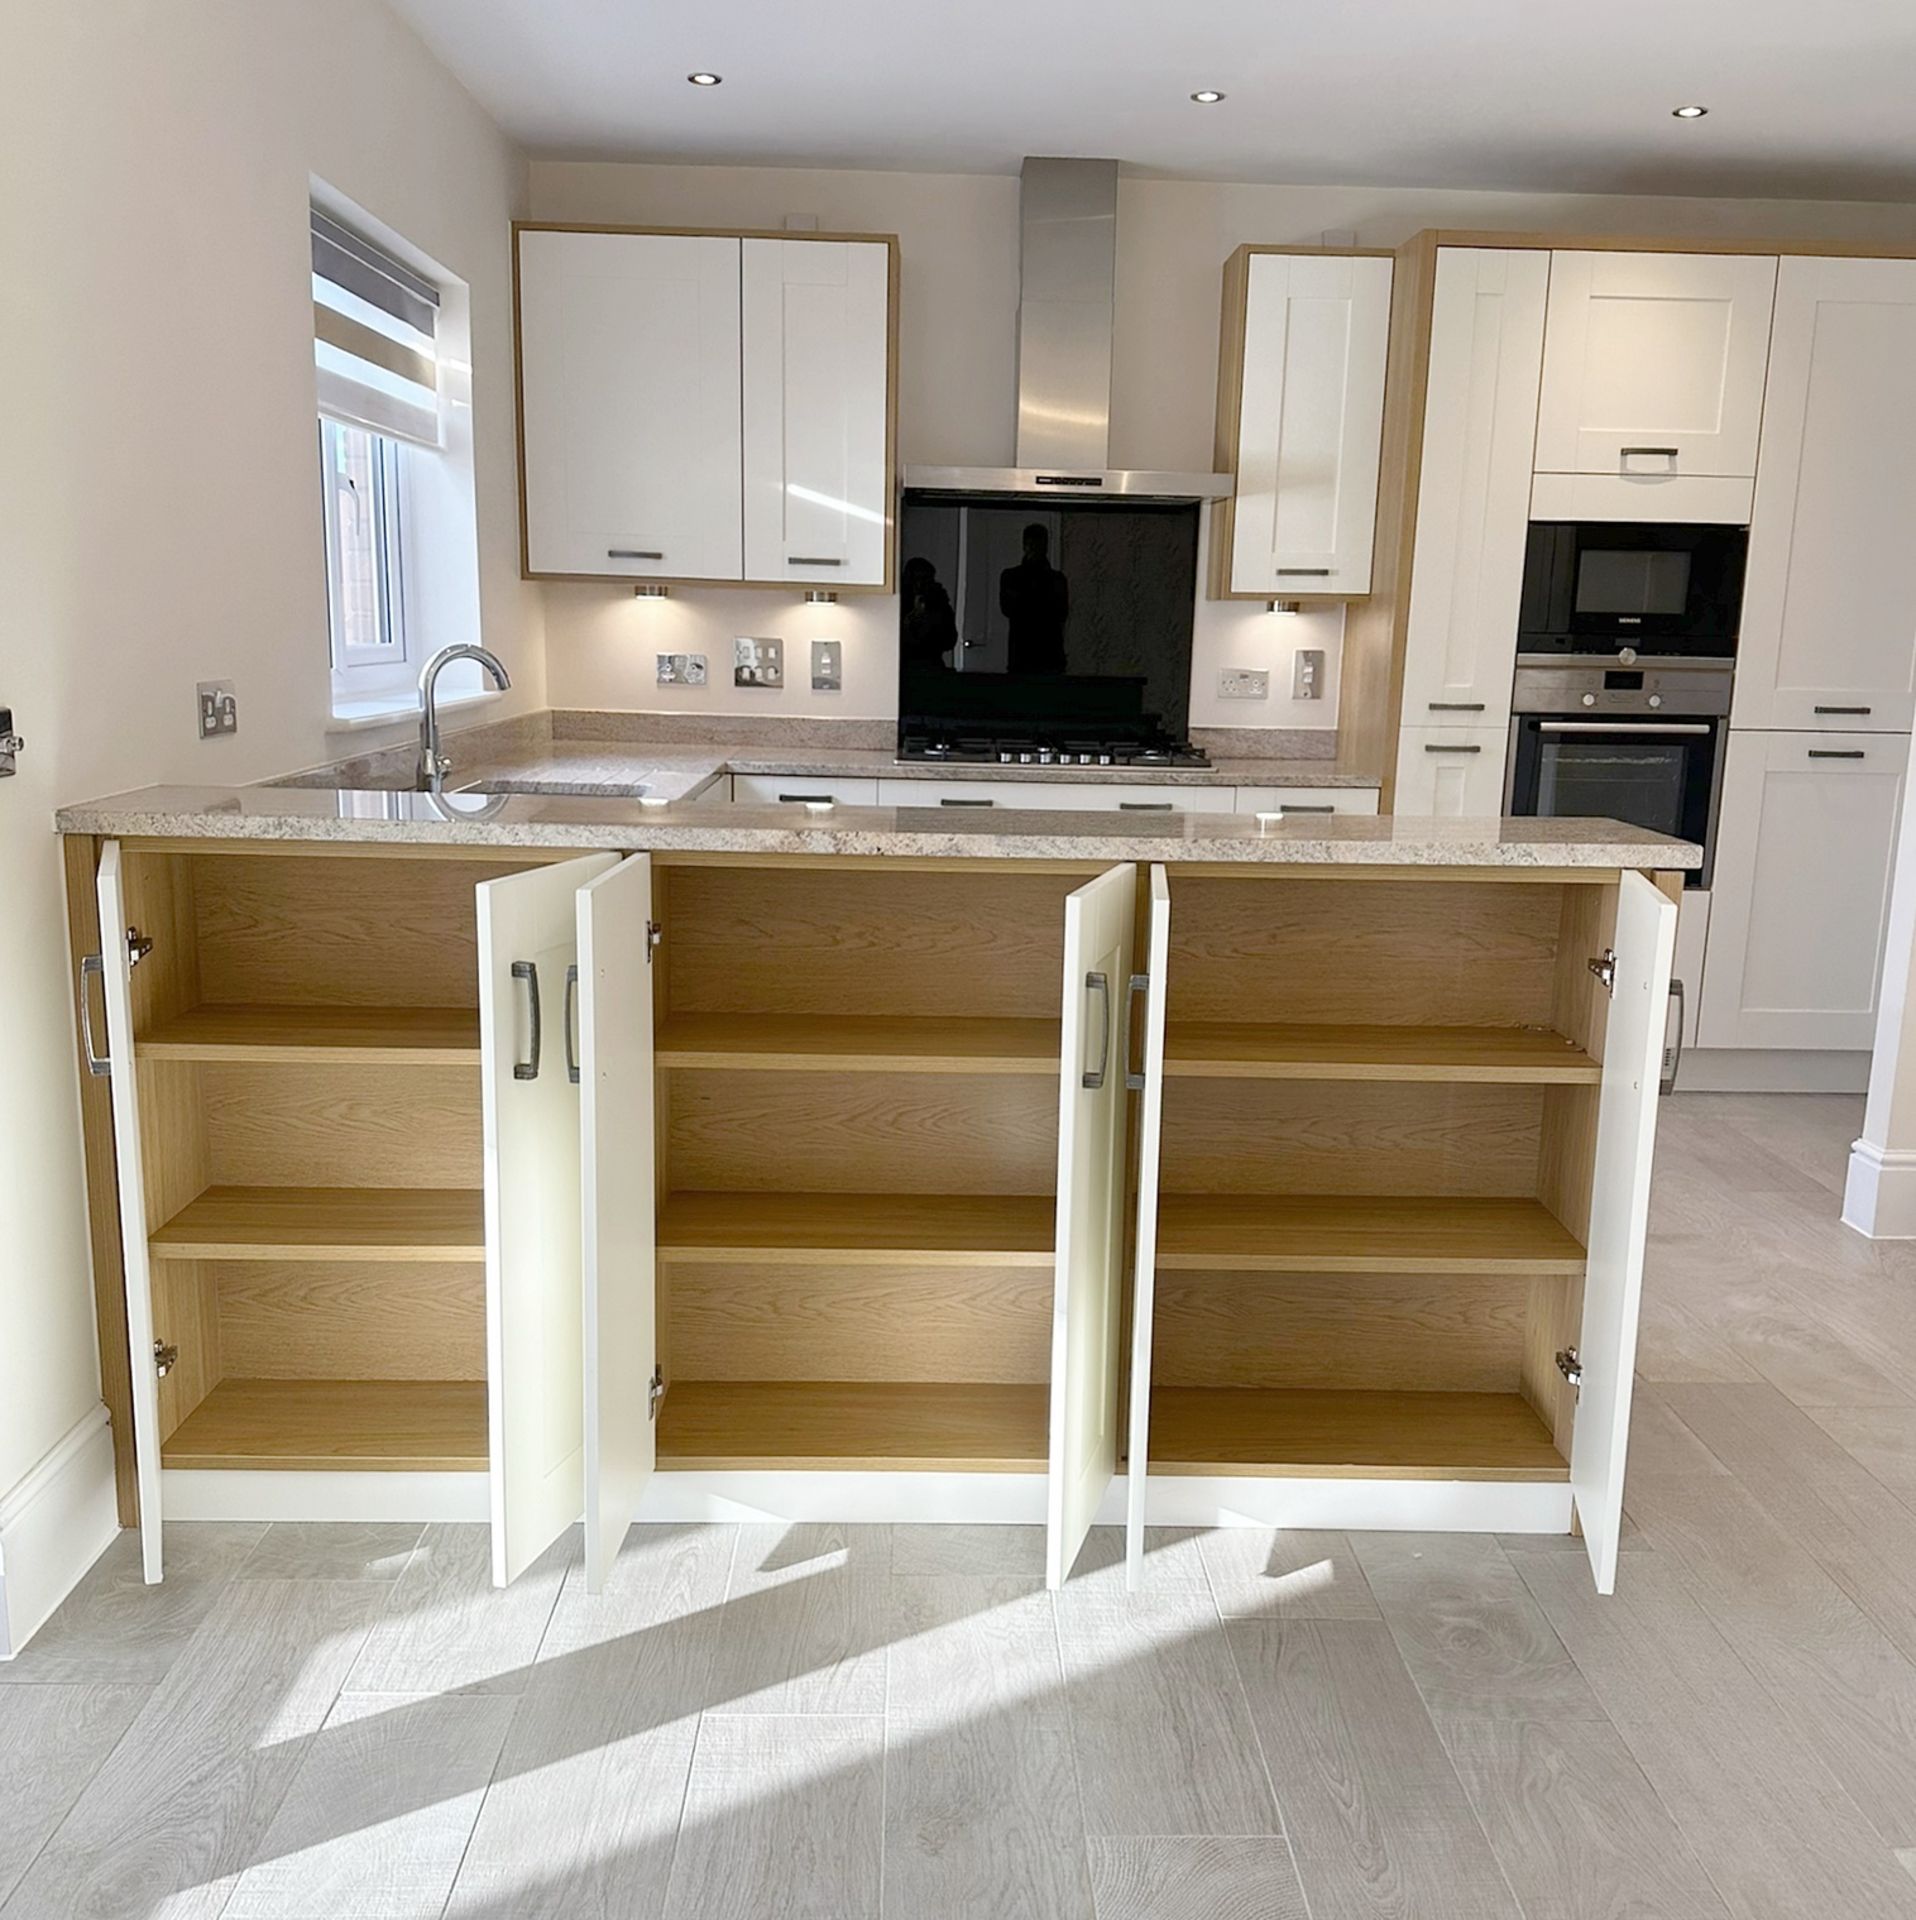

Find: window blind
[312,208,441,447]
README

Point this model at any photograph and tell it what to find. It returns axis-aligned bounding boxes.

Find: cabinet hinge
[1587,950,1616,996]
[153,1340,179,1378]
[648,1365,667,1418]
[1555,1346,1583,1390]
[644,921,663,964]
[126,927,154,969]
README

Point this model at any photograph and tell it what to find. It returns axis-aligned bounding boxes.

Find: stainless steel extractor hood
[905,157,1234,502]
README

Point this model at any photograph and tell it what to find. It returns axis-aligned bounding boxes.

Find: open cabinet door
[1047,863,1137,1589]
[1123,867,1172,1590]
[94,843,163,1583]
[478,855,617,1587]
[1575,869,1678,1593]
[576,854,657,1594]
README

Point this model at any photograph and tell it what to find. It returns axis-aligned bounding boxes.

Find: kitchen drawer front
[731,774,880,807]
[1231,786,1380,817]
[875,779,1234,814]
[1391,727,1509,817]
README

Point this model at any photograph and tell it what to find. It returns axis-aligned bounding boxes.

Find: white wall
[0,0,538,1600]
[530,158,1916,731]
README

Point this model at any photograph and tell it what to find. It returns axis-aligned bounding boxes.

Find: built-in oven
[1506,661,1732,887]
[1520,521,1748,656]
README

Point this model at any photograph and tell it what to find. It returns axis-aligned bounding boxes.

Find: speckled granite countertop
[54,782,1701,870]
[334,742,1384,804]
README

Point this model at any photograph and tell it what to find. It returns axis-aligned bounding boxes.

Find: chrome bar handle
[940,796,994,808]
[1124,972,1150,1091]
[1815,704,1872,716]
[1082,971,1112,1091]
[79,953,110,1077]
[788,555,844,567]
[511,960,541,1081]
[1274,567,1332,577]
[1661,978,1686,1097]
[1427,701,1486,712]
[1279,803,1336,814]
[564,963,581,1085]
[1119,801,1174,812]
[1424,744,1483,754]
[607,548,664,560]
[1808,749,1867,760]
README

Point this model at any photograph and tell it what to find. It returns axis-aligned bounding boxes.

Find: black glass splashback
[898,491,1201,755]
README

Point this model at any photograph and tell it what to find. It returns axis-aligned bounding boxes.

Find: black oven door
[1507,714,1722,886]
[1520,523,1747,656]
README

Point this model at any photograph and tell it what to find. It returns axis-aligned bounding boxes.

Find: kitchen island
[58,785,1695,1596]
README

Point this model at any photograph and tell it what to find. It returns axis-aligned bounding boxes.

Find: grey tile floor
[9,1095,1916,1915]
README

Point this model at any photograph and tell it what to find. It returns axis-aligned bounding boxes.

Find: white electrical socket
[1218,668,1269,700]
[197,680,238,738]
[656,652,707,686]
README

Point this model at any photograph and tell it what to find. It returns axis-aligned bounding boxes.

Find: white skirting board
[0,1404,119,1659]
[160,1469,490,1523]
[634,1470,1572,1535]
[1675,1047,1870,1094]
[1844,1139,1916,1239]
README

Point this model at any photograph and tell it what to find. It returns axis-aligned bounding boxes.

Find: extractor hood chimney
[906,157,1234,501]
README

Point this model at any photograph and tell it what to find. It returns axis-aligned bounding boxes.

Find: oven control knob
[1649,693,1663,709]
[1582,693,1597,707]
[1619,646,1639,666]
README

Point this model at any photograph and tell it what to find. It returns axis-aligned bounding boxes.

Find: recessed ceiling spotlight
[1190,88,1226,104]
[688,71,722,87]
[1672,103,1708,119]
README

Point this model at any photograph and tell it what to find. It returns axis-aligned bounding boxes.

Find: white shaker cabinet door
[478,854,617,1586]
[1734,257,1916,734]
[1392,726,1510,817]
[1047,863,1137,1588]
[518,229,743,581]
[1229,252,1393,596]
[1400,248,1548,729]
[1699,731,1907,1050]
[1575,869,1676,1595]
[1122,867,1171,1591]
[742,238,892,587]
[94,842,165,1583]
[576,854,657,1595]
[1536,251,1776,478]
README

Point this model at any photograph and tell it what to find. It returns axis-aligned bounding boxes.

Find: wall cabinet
[1700,731,1907,1050]
[1733,257,1916,734]
[741,239,893,586]
[1535,251,1777,479]
[517,230,745,584]
[1392,726,1510,817]
[1214,250,1394,598]
[516,226,896,588]
[77,840,1675,1599]
[1398,248,1549,732]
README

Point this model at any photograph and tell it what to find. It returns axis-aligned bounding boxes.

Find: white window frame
[321,415,415,709]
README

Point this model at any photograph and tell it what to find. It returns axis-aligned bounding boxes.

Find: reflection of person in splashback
[1000,523,1069,674]
[900,555,959,672]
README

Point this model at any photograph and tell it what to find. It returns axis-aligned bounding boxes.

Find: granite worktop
[54,782,1701,871]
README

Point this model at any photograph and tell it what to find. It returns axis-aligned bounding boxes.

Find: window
[321,417,410,692]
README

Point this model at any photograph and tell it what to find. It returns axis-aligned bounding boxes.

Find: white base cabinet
[1700,731,1908,1050]
[79,840,1674,1599]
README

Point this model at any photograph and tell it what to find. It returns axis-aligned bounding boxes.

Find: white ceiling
[388,0,1916,201]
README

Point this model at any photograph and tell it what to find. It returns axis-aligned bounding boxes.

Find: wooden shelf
[1163,1021,1598,1084]
[151,1187,486,1263]
[655,1013,1060,1075]
[1146,1388,1569,1481]
[1155,1194,1585,1274]
[657,1380,1049,1471]
[160,1379,488,1472]
[658,1191,1056,1266]
[137,1004,480,1064]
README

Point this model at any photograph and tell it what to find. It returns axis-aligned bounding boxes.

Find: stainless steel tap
[417,644,511,791]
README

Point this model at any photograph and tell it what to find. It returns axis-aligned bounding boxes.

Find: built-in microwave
[1519,521,1749,658]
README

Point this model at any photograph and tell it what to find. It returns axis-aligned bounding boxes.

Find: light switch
[1292,649,1326,700]
[812,640,843,693]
